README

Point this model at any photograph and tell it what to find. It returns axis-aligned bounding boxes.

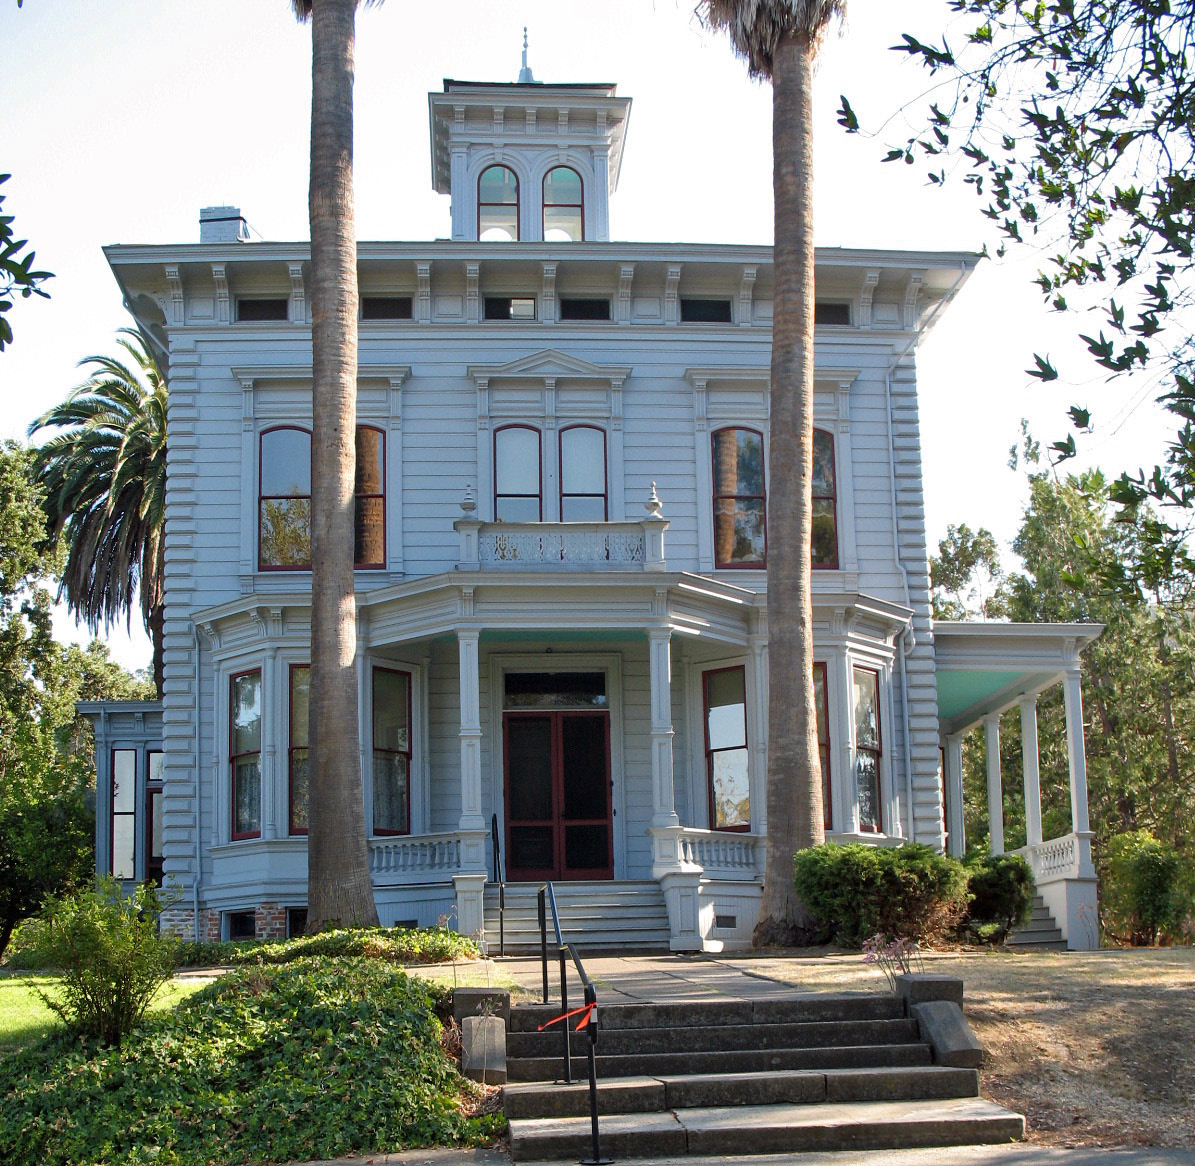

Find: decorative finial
[645,481,662,516]
[518,27,538,84]
[461,483,477,515]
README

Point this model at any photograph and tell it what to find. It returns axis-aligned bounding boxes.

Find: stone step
[507,1096,1025,1160]
[508,1017,921,1058]
[504,1066,980,1119]
[506,1040,932,1082]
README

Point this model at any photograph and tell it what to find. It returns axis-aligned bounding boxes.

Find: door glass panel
[565,825,608,870]
[496,428,540,495]
[561,716,607,819]
[561,496,606,522]
[510,826,554,871]
[507,717,553,820]
[561,428,605,494]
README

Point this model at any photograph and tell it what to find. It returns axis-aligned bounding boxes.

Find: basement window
[286,908,308,938]
[227,911,255,941]
[559,298,610,321]
[362,296,413,320]
[236,298,289,322]
[815,302,852,326]
[681,298,733,324]
[485,296,536,321]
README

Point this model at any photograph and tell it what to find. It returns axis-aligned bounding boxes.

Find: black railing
[489,813,505,957]
[538,882,611,1166]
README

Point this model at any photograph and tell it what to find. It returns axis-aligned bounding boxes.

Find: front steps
[482,881,670,954]
[503,995,1024,1159]
[1007,895,1066,951]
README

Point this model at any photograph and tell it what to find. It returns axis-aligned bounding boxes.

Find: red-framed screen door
[503,709,613,881]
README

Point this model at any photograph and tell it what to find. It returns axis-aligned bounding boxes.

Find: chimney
[199,206,250,244]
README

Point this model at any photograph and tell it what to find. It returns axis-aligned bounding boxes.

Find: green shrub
[0,958,501,1166]
[964,851,1035,943]
[1103,831,1186,945]
[32,877,178,1045]
[792,842,969,946]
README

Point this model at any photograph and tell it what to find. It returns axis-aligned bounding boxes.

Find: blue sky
[0,0,1170,670]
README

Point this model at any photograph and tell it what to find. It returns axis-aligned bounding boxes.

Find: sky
[0,0,1173,673]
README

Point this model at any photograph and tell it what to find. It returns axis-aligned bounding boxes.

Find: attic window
[485,296,536,322]
[559,298,610,321]
[236,298,289,322]
[362,296,413,320]
[681,299,733,324]
[815,302,851,326]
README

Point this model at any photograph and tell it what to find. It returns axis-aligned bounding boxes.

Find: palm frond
[699,0,846,78]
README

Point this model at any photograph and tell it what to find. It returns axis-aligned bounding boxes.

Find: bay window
[373,667,412,835]
[853,667,883,832]
[230,670,262,840]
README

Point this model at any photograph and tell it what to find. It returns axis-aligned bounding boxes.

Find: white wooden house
[84,71,1101,951]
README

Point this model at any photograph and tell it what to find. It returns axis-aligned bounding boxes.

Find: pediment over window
[468,349,630,386]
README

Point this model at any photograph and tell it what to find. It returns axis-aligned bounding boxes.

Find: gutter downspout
[193,626,202,940]
[885,262,968,840]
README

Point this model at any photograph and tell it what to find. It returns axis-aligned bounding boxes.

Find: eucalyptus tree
[701,0,846,945]
[290,0,380,930]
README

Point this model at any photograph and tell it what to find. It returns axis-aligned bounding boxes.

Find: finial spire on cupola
[518,27,539,84]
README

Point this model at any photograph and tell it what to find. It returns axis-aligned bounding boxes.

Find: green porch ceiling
[936,669,1032,723]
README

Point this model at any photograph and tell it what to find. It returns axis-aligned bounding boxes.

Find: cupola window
[479,165,519,241]
[543,166,584,242]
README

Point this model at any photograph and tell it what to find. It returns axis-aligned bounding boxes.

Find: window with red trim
[853,667,882,832]
[712,428,766,567]
[230,670,262,840]
[495,425,542,521]
[479,165,519,241]
[559,425,607,521]
[289,664,310,835]
[812,429,839,568]
[373,667,412,835]
[813,664,832,831]
[354,426,385,567]
[542,166,583,241]
[704,666,750,831]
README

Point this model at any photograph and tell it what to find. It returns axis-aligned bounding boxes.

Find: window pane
[813,430,836,496]
[543,206,583,242]
[260,498,311,566]
[355,428,383,494]
[734,430,765,496]
[373,670,410,752]
[373,752,409,833]
[505,672,607,709]
[150,792,164,860]
[712,749,750,828]
[496,428,540,495]
[715,498,765,564]
[495,496,540,522]
[480,206,518,242]
[814,668,828,747]
[706,668,747,750]
[290,749,309,833]
[853,669,880,749]
[148,751,165,784]
[233,673,262,755]
[234,757,261,835]
[544,167,582,204]
[857,751,880,830]
[561,428,605,495]
[112,815,135,880]
[113,750,136,813]
[561,496,606,522]
[354,496,385,566]
[812,499,838,567]
[291,667,310,749]
[479,165,518,204]
[261,430,311,496]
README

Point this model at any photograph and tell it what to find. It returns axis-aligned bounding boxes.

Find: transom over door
[503,710,612,881]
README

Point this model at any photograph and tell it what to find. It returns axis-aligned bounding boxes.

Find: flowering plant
[861,933,924,992]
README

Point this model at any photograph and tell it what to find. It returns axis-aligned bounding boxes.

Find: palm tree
[291,0,380,930]
[28,328,167,693]
[702,0,845,945]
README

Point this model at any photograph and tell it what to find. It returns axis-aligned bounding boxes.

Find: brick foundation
[160,907,220,943]
[255,902,287,941]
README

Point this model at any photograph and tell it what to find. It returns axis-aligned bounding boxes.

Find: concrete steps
[1007,896,1066,951]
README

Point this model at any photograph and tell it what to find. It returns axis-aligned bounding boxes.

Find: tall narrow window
[704,666,750,831]
[354,426,385,568]
[813,664,832,831]
[111,749,136,879]
[289,665,310,835]
[712,428,766,567]
[812,429,839,568]
[479,165,519,241]
[853,667,882,833]
[259,427,311,569]
[373,667,412,835]
[495,425,542,521]
[146,750,164,886]
[559,426,607,521]
[230,671,262,840]
[543,166,583,241]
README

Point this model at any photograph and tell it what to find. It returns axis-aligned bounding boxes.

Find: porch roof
[933,621,1102,736]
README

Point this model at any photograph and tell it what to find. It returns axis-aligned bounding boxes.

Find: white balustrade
[677,828,763,878]
[1016,831,1094,885]
[369,831,465,883]
[480,522,647,567]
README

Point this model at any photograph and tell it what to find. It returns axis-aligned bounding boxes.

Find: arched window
[711,428,766,568]
[543,166,584,242]
[478,165,519,241]
[812,428,839,568]
[559,425,607,521]
[494,425,542,521]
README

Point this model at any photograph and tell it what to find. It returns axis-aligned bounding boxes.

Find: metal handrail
[538,882,610,1165]
[490,814,505,956]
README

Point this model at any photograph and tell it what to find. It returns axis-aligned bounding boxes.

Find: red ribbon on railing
[537,1001,596,1032]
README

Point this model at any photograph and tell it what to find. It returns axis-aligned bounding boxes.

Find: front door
[504,709,613,881]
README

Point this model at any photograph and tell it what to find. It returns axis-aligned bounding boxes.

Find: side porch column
[456,628,485,833]
[747,630,769,837]
[984,714,1004,855]
[1020,695,1043,847]
[944,733,965,859]
[648,626,680,829]
[1062,668,1091,836]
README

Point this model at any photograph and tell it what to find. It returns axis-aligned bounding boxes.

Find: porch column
[1062,668,1091,835]
[648,626,680,829]
[457,629,485,832]
[945,733,966,859]
[747,631,769,835]
[984,714,1004,855]
[1020,695,1043,847]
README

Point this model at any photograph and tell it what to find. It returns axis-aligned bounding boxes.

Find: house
[82,66,1101,952]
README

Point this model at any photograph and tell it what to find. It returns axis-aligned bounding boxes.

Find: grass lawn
[0,972,215,1050]
[716,946,1195,1149]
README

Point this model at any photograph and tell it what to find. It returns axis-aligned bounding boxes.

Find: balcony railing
[677,827,764,878]
[369,831,465,884]
[1015,830,1096,886]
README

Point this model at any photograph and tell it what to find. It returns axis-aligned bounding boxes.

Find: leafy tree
[701,0,846,946]
[291,0,380,930]
[930,522,1006,619]
[28,329,166,693]
[0,173,52,353]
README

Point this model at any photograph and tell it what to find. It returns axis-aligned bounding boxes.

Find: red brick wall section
[159,907,220,943]
[255,903,287,941]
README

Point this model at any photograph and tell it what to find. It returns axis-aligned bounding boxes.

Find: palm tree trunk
[754,26,825,947]
[149,603,164,697]
[305,0,378,930]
